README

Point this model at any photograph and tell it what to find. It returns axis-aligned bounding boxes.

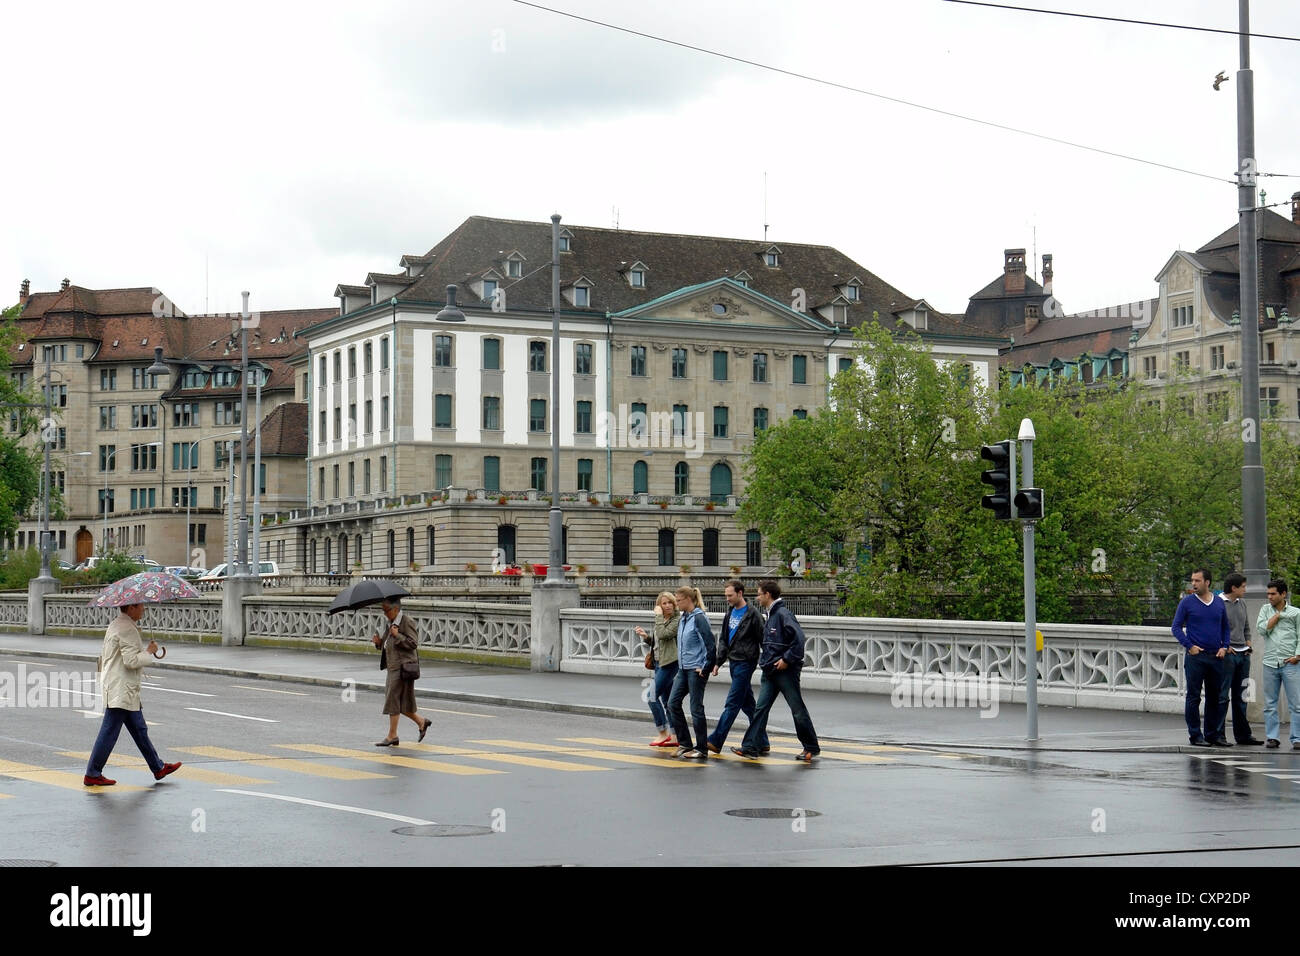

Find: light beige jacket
[99,612,150,711]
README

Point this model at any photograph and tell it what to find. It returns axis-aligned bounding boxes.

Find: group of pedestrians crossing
[1174,568,1300,749]
[638,578,820,761]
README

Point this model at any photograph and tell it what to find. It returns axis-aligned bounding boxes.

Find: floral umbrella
[89,571,201,608]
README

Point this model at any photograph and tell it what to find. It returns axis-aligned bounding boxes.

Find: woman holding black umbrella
[371,597,431,746]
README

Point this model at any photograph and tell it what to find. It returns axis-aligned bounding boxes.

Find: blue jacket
[1171,593,1230,652]
[757,599,806,671]
[677,608,716,671]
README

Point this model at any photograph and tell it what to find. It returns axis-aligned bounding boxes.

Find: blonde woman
[635,591,680,747]
[667,586,716,758]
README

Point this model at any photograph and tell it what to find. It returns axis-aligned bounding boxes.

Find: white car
[198,561,279,581]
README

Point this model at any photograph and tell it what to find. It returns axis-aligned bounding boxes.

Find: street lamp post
[37,348,54,582]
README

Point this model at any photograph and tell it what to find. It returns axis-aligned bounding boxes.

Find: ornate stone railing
[43,595,225,637]
[0,594,29,631]
[559,610,1185,713]
[243,596,529,658]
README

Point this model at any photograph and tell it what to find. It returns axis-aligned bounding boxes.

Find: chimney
[1292,191,1300,226]
[1004,248,1026,295]
[60,277,70,291]
[1025,302,1041,336]
[19,278,30,306]
[1042,254,1053,295]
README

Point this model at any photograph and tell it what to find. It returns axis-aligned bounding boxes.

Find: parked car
[165,565,207,578]
[198,561,279,581]
[131,556,163,570]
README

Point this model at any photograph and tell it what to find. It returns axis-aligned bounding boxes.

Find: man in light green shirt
[1255,579,1300,749]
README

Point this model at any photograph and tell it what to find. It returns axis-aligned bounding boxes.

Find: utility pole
[547,213,563,582]
[237,291,251,578]
[1018,419,1039,742]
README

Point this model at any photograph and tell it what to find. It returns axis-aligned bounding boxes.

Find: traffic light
[980,440,1014,520]
[1014,488,1044,520]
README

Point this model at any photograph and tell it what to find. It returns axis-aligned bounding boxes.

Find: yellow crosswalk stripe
[59,751,271,786]
[0,792,13,798]
[0,758,147,793]
[471,739,702,769]
[561,737,790,765]
[175,746,394,781]
[761,745,893,764]
[404,743,609,772]
[275,744,503,776]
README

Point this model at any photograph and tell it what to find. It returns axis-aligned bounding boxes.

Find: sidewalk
[0,632,1204,753]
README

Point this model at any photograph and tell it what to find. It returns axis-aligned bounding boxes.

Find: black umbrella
[327,579,411,615]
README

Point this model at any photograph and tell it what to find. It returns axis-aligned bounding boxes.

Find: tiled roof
[236,401,307,457]
[968,272,1046,301]
[375,215,922,330]
[1198,208,1300,253]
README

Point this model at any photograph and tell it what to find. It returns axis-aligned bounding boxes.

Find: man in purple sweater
[1171,568,1231,747]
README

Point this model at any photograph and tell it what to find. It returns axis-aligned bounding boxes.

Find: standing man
[84,603,182,786]
[1256,579,1300,750]
[1217,572,1264,745]
[1171,568,1230,747]
[704,580,768,755]
[733,579,820,762]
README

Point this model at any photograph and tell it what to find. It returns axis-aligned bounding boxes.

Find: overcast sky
[4,0,1298,320]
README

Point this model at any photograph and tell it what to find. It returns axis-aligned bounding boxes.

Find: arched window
[633,461,648,495]
[497,525,516,565]
[703,528,719,566]
[674,462,689,495]
[324,537,332,573]
[658,528,675,567]
[309,539,317,573]
[709,462,732,502]
[612,527,630,566]
[355,534,363,568]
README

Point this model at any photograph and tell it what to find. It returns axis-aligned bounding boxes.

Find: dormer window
[733,271,752,288]
[482,279,498,301]
[574,286,590,307]
[914,309,928,330]
[507,258,523,278]
[844,283,860,301]
[559,229,574,253]
[630,270,645,288]
[762,246,782,269]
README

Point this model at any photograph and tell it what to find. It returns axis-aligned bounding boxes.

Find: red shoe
[154,762,182,781]
[83,775,116,787]
[650,738,678,748]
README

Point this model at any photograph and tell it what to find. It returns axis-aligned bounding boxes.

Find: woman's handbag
[400,659,421,681]
[644,651,654,670]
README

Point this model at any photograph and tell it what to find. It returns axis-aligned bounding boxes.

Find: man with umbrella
[83,572,193,786]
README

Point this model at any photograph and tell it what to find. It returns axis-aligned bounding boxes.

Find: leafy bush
[87,552,145,585]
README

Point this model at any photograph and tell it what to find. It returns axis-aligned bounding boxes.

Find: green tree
[0,302,44,543]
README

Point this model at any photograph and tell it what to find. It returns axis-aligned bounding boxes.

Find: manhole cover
[392,825,494,837]
[0,859,57,867]
[724,808,822,819]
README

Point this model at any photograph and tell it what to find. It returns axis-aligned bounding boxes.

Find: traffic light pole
[1019,418,1038,741]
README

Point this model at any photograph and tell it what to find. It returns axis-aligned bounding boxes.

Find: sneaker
[1266,739,1280,748]
[672,746,692,758]
[794,750,819,762]
[680,749,708,760]
[154,762,182,781]
[83,774,116,787]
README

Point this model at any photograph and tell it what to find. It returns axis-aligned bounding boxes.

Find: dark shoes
[154,762,182,781]
[418,718,431,743]
[375,738,399,747]
[706,742,721,754]
[1266,739,1280,748]
[83,775,116,787]
[1239,738,1266,745]
[731,747,760,759]
[1210,738,1234,747]
[1189,738,1212,747]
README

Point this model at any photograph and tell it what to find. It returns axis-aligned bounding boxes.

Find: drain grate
[393,824,494,837]
[725,808,822,819]
[0,859,57,867]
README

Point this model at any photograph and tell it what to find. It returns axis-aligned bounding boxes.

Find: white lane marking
[217,789,437,825]
[186,707,277,723]
[230,684,310,697]
[141,684,215,697]
[0,660,58,667]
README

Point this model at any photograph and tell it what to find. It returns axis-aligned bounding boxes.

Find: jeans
[741,666,819,755]
[1216,651,1254,742]
[86,707,163,777]
[1183,650,1224,742]
[707,660,767,751]
[647,661,679,731]
[667,666,709,751]
[1262,662,1300,744]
